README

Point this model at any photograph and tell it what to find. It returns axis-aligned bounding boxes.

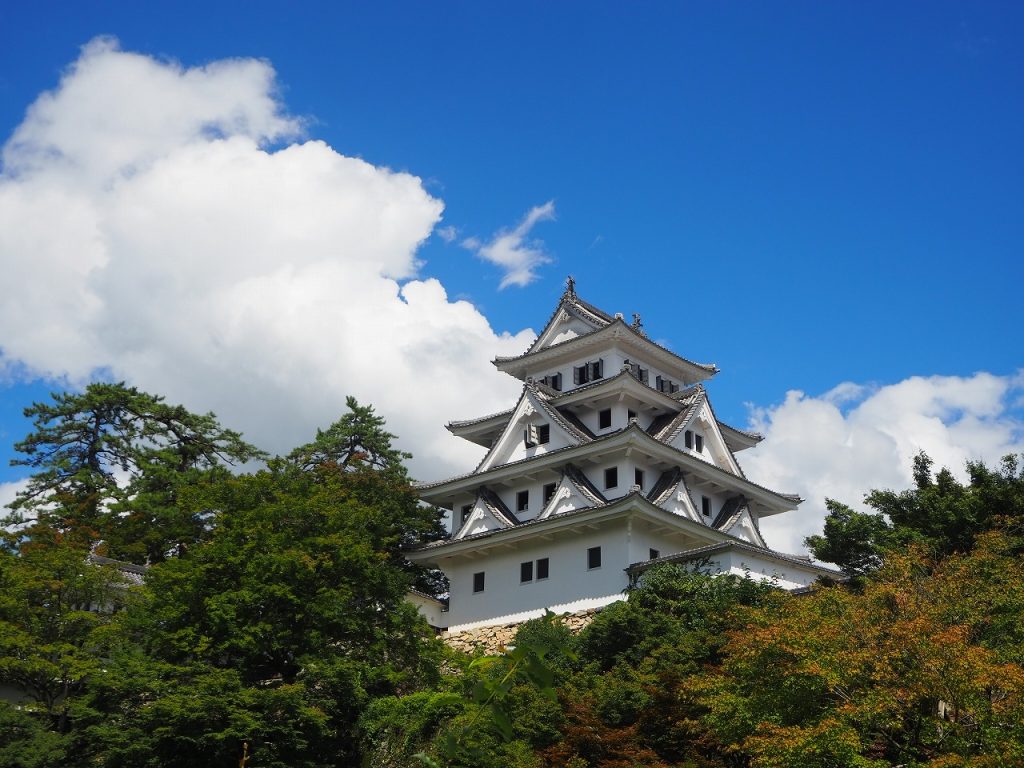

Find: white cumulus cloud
[463,201,555,288]
[744,372,1024,556]
[0,38,532,480]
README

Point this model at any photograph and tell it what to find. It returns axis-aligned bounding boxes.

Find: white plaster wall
[406,591,448,629]
[439,522,631,630]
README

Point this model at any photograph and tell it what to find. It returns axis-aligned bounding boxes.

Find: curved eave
[416,423,801,517]
[406,491,734,563]
[627,541,842,580]
[447,408,514,447]
[447,370,692,449]
[493,319,718,384]
[719,422,763,452]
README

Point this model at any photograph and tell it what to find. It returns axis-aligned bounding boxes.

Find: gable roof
[626,540,841,580]
[451,486,521,539]
[418,422,802,518]
[525,285,615,355]
[473,382,594,473]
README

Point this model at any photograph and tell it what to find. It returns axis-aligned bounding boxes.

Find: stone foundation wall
[443,609,599,655]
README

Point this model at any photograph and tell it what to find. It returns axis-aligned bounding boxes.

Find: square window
[543,482,556,504]
[634,468,644,489]
[649,548,660,560]
[473,571,485,593]
[516,490,529,512]
[604,467,618,489]
[460,504,473,525]
[684,430,693,449]
[587,546,602,570]
[695,434,704,452]
[538,424,550,444]
[702,496,711,517]
[520,561,533,583]
[598,408,612,429]
[537,557,549,579]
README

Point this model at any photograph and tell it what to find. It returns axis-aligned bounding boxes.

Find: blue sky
[1,3,1021,550]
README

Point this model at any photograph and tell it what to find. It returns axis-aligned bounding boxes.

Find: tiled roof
[646,467,684,507]
[88,553,147,586]
[496,317,718,376]
[418,422,803,507]
[626,540,841,578]
[480,487,520,527]
[564,463,607,506]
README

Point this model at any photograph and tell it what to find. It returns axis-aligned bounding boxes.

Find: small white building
[407,282,836,632]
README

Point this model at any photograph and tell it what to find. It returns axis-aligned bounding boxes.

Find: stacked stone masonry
[443,609,599,655]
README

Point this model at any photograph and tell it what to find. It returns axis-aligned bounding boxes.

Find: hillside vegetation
[2,384,1022,767]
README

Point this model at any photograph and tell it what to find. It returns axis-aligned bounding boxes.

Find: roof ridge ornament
[565,275,576,299]
[631,312,646,337]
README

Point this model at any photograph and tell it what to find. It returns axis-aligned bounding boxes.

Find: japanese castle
[408,280,835,632]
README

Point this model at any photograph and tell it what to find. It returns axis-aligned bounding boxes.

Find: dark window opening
[473,571,485,593]
[702,496,711,517]
[656,375,680,394]
[587,546,602,570]
[524,423,551,448]
[537,557,549,579]
[460,504,473,525]
[520,561,533,583]
[684,430,693,449]
[695,434,704,452]
[627,409,637,422]
[573,359,604,385]
[624,359,649,384]
[598,408,612,429]
[516,490,529,512]
[649,548,660,560]
[540,373,562,391]
[543,482,556,504]
[604,467,618,489]
[634,468,644,489]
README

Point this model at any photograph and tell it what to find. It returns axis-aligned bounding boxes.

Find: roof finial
[631,312,644,331]
[565,275,576,299]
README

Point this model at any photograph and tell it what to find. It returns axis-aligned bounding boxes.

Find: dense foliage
[2,384,1023,767]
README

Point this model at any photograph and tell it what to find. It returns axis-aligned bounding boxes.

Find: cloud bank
[0,38,531,479]
[463,201,555,288]
[745,372,1024,555]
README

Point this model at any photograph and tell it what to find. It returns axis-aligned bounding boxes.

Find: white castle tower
[408,280,834,631]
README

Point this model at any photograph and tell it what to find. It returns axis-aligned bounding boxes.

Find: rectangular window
[543,482,556,504]
[587,546,602,570]
[702,496,711,517]
[604,466,618,489]
[473,571,485,593]
[695,434,704,453]
[627,409,637,422]
[656,376,679,394]
[460,504,473,525]
[598,408,612,429]
[684,430,693,449]
[520,561,533,583]
[536,557,549,580]
[524,424,550,448]
[573,359,604,385]
[516,490,529,512]
[541,373,562,391]
[649,548,660,560]
[634,468,644,489]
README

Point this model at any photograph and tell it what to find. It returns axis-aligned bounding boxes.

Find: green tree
[6,382,263,562]
[89,460,444,767]
[0,536,134,766]
[807,452,1024,575]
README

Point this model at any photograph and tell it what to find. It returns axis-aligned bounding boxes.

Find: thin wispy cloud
[463,201,555,288]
